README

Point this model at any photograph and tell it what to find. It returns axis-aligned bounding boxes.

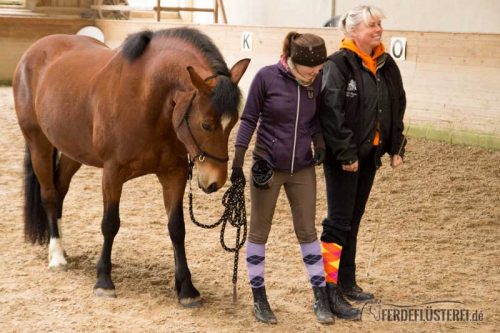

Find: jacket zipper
[291,83,300,174]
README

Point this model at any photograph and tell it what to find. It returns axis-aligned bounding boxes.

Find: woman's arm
[232,70,266,168]
[389,59,407,158]
[320,60,358,164]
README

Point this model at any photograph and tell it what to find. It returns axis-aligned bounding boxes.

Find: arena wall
[1,16,499,149]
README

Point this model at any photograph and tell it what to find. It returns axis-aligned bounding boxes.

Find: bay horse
[13,27,250,307]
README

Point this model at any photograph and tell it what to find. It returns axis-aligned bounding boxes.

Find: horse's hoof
[48,264,68,272]
[179,296,202,308]
[94,288,117,298]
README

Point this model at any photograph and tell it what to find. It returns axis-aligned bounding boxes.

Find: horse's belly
[45,127,102,167]
[59,145,103,168]
[36,95,102,167]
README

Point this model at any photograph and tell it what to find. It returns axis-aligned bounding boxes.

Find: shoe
[251,287,277,324]
[312,286,335,324]
[339,282,375,302]
[326,282,361,320]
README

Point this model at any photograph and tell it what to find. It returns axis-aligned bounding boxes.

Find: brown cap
[290,39,327,67]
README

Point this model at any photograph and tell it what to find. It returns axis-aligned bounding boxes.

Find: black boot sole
[254,314,278,324]
[254,309,277,324]
[343,294,375,302]
[333,312,361,321]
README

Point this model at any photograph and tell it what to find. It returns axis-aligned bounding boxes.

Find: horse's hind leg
[15,60,79,271]
[94,166,124,298]
[23,136,65,270]
[158,169,201,307]
[49,154,82,269]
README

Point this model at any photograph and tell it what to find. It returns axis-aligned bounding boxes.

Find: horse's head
[173,59,250,193]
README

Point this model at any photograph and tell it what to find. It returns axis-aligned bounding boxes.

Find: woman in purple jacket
[231,32,332,325]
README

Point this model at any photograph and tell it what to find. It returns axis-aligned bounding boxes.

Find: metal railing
[91,0,227,23]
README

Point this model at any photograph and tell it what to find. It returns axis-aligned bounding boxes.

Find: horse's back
[15,34,109,82]
[14,34,111,114]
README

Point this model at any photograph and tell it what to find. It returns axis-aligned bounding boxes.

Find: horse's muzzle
[202,182,219,194]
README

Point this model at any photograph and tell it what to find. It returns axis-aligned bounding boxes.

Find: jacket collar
[278,56,294,78]
[340,38,386,76]
[277,56,317,86]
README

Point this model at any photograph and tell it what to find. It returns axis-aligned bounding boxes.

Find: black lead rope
[187,161,247,304]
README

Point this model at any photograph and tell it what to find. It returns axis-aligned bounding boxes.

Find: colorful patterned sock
[321,242,342,284]
[300,240,326,287]
[246,241,265,288]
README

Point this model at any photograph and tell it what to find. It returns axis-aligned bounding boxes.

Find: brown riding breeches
[249,166,318,244]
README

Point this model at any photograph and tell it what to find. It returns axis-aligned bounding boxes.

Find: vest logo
[346,79,357,98]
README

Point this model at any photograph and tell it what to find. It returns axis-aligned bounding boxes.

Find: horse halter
[175,73,230,176]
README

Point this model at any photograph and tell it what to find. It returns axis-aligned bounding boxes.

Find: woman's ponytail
[282,31,301,58]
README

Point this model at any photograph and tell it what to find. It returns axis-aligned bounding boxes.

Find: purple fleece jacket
[235,60,323,173]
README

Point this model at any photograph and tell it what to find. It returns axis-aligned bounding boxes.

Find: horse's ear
[171,90,197,130]
[229,58,251,85]
[187,66,211,95]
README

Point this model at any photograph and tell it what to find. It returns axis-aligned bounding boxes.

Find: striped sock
[300,240,326,287]
[246,241,265,288]
[321,242,342,284]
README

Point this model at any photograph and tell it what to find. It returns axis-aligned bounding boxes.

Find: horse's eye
[202,122,213,131]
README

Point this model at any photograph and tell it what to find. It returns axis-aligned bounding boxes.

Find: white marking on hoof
[48,237,68,270]
[179,296,202,308]
[48,264,68,272]
[94,288,117,298]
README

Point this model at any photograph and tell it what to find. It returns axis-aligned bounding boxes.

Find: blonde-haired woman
[319,5,406,319]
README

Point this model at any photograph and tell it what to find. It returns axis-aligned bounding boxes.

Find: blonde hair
[340,5,385,37]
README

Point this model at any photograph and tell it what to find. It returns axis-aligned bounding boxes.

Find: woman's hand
[391,155,403,169]
[230,167,246,185]
[342,160,359,172]
[313,148,326,166]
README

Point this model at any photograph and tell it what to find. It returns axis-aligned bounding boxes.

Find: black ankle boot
[251,287,277,324]
[339,282,375,302]
[312,286,335,324]
[326,282,360,320]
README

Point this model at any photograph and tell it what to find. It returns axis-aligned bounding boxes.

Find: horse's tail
[23,145,57,245]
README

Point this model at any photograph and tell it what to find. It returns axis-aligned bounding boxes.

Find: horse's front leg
[157,169,201,307]
[94,167,124,298]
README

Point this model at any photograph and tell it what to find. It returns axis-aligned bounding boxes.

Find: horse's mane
[121,27,240,118]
